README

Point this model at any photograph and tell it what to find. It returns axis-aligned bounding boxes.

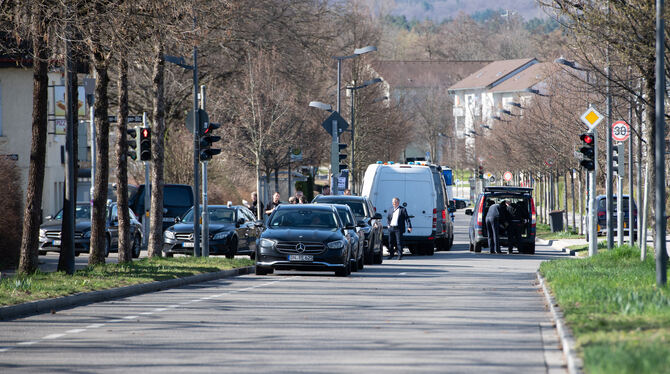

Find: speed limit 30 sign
[611,120,630,142]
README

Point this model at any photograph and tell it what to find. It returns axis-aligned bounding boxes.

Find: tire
[103,236,110,258]
[335,263,350,277]
[358,256,364,270]
[225,237,238,259]
[520,244,536,254]
[447,235,453,251]
[364,239,374,265]
[474,242,483,253]
[255,266,269,275]
[425,243,435,256]
[350,258,358,272]
[409,245,419,255]
[131,235,141,258]
[249,252,256,260]
[469,241,474,252]
[165,252,174,258]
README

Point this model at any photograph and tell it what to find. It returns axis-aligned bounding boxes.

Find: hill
[390,0,547,22]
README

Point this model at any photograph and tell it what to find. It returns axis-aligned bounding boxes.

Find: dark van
[129,184,194,231]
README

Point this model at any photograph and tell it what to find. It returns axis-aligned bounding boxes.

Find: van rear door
[403,179,434,237]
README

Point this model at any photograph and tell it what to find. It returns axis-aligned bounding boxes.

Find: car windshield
[317,199,366,218]
[180,207,235,223]
[336,207,354,226]
[54,205,91,220]
[269,209,339,230]
[598,197,632,211]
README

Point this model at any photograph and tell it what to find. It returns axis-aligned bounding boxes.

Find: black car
[39,202,143,258]
[465,186,536,254]
[163,205,262,258]
[312,195,384,264]
[329,204,364,273]
[255,204,354,277]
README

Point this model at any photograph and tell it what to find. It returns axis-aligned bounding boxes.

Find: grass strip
[540,245,670,373]
[0,257,254,307]
[536,223,584,240]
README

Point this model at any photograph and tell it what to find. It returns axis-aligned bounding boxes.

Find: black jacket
[387,206,412,233]
[486,203,503,221]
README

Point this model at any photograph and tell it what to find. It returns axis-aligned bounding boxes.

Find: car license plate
[183,242,194,248]
[289,254,313,261]
[53,240,61,246]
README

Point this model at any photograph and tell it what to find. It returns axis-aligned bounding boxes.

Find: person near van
[288,196,298,204]
[265,192,282,216]
[343,189,351,195]
[486,200,508,254]
[247,192,264,218]
[505,201,526,254]
[294,190,304,201]
[387,197,412,260]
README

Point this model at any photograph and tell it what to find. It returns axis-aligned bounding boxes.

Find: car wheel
[350,258,358,272]
[447,235,454,251]
[255,266,269,275]
[364,239,374,265]
[225,237,238,259]
[409,245,419,255]
[520,244,535,254]
[103,236,110,258]
[131,235,141,258]
[165,252,174,258]
[335,265,350,277]
[469,241,474,252]
[249,252,256,260]
[358,256,364,270]
[425,243,435,256]
[474,242,483,253]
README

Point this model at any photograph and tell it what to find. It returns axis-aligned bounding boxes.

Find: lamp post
[332,45,377,195]
[309,101,335,193]
[346,77,382,193]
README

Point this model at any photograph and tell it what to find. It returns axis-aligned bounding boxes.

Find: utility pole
[192,11,201,257]
[200,85,209,257]
[654,0,667,286]
[606,48,614,251]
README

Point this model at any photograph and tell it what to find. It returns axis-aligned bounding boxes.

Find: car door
[241,208,259,251]
[109,205,119,249]
[234,209,250,251]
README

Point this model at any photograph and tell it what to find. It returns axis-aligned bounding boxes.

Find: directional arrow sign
[580,106,604,131]
[321,111,349,136]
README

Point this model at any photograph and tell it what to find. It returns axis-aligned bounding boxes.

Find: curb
[561,247,580,256]
[537,272,583,374]
[0,266,254,321]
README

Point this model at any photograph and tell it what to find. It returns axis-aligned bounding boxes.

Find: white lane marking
[0,347,13,353]
[66,329,86,334]
[86,324,105,329]
[122,316,138,320]
[399,272,407,275]
[17,341,38,346]
[107,319,123,323]
[153,308,167,312]
[167,304,180,308]
[42,334,65,340]
[139,312,153,315]
[199,296,212,300]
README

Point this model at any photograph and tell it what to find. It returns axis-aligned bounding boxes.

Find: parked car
[312,194,384,264]
[361,162,443,255]
[39,202,143,258]
[465,186,536,254]
[585,194,637,240]
[255,204,354,277]
[163,205,262,258]
[129,184,194,231]
[326,204,364,272]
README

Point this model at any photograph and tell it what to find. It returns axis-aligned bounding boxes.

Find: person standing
[387,197,412,260]
[247,192,264,218]
[322,186,331,195]
[486,200,507,254]
[265,192,282,216]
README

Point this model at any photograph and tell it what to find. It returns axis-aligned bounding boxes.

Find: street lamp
[309,101,333,112]
[331,45,377,194]
[346,77,383,193]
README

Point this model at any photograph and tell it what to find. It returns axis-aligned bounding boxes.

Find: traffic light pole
[331,119,338,195]
[200,85,209,257]
[617,150,624,247]
[589,129,598,257]
[192,17,201,257]
[142,113,150,248]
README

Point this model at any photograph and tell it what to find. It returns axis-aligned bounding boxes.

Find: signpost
[580,107,602,257]
[611,120,630,142]
[503,171,513,182]
[320,111,349,195]
[611,121,630,247]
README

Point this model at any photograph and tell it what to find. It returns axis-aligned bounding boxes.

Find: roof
[313,195,366,201]
[369,60,491,89]
[488,62,560,93]
[448,58,538,91]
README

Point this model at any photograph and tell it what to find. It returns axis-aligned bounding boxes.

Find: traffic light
[338,143,348,171]
[478,165,484,179]
[127,127,137,161]
[139,127,151,161]
[579,132,595,171]
[613,143,625,176]
[199,122,221,161]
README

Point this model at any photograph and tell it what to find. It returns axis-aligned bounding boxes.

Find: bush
[0,157,23,269]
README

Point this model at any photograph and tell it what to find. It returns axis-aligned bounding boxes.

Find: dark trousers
[486,216,500,253]
[389,227,403,256]
[507,221,521,251]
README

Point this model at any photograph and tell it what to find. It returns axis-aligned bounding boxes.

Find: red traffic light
[580,133,594,145]
[141,128,149,139]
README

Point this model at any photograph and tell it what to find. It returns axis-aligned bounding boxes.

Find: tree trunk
[570,169,575,232]
[256,151,262,218]
[18,5,49,274]
[563,169,568,231]
[643,69,656,239]
[116,55,132,263]
[578,169,583,235]
[89,49,110,266]
[148,38,165,257]
[274,167,280,195]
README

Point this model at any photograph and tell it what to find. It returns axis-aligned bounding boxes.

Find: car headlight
[39,229,46,238]
[259,238,276,247]
[164,231,175,240]
[212,231,229,240]
[327,240,345,249]
[83,231,91,238]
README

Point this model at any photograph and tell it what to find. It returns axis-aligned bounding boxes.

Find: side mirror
[465,209,473,216]
[254,220,264,227]
[174,216,181,223]
[372,213,382,220]
[237,218,245,226]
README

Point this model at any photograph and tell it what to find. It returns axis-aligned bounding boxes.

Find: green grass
[536,223,585,240]
[0,257,254,307]
[540,245,670,373]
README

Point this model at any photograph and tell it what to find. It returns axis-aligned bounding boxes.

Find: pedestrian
[265,192,282,216]
[505,201,524,254]
[298,196,308,204]
[288,196,298,204]
[343,188,351,195]
[294,190,304,201]
[386,197,412,260]
[246,191,264,219]
[485,200,507,254]
[322,185,331,195]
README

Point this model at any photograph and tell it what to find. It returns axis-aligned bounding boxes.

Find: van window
[165,187,193,207]
[598,197,632,211]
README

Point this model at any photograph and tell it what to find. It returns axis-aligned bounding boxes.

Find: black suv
[312,195,384,264]
[129,184,194,231]
[465,186,536,254]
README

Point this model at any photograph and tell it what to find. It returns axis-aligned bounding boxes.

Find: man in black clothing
[265,192,282,216]
[486,200,508,254]
[505,201,526,254]
[387,197,412,260]
[248,192,264,218]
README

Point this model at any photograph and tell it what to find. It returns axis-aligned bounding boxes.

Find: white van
[361,163,437,255]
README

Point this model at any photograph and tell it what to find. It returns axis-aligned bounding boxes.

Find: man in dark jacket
[387,197,412,260]
[486,200,508,254]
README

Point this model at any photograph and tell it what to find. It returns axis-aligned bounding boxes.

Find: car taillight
[477,198,484,226]
[432,208,437,229]
[442,210,446,220]
[598,211,606,217]
[530,197,536,228]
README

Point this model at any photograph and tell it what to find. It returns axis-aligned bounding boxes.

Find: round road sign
[503,171,513,182]
[611,120,630,142]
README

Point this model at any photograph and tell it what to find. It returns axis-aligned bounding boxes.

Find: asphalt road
[0,211,568,373]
